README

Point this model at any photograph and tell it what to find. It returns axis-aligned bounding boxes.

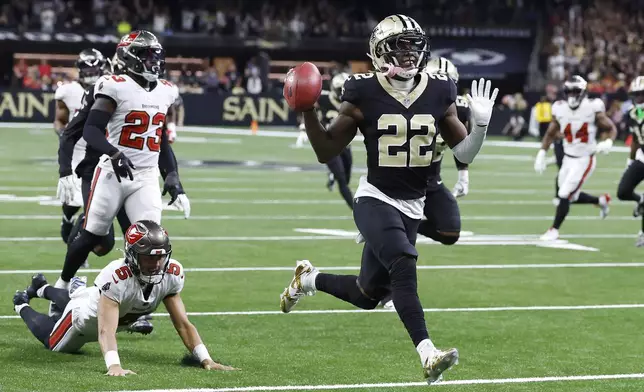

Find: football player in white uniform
[55,49,109,243]
[616,76,644,246]
[53,31,189,300]
[534,75,616,240]
[13,221,236,375]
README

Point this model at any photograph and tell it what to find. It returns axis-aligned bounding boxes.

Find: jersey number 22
[378,114,437,167]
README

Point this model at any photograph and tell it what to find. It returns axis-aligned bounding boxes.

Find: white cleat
[280,260,317,313]
[355,232,365,244]
[540,227,559,241]
[598,194,611,219]
[636,232,644,248]
[382,299,395,311]
[423,348,459,384]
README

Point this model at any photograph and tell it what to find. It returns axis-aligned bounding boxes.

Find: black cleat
[128,318,154,335]
[13,290,29,307]
[61,218,74,243]
[26,273,48,299]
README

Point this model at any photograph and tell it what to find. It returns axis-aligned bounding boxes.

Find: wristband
[104,350,120,369]
[193,344,212,362]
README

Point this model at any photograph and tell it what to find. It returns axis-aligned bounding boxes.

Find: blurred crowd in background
[3,0,644,140]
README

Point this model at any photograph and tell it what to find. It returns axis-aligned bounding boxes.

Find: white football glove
[452,170,469,198]
[56,175,76,205]
[166,122,177,144]
[534,149,547,174]
[465,78,499,127]
[595,138,613,154]
[169,193,191,219]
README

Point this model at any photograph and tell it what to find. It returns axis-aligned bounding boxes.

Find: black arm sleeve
[83,109,119,157]
[57,128,83,177]
[158,124,178,179]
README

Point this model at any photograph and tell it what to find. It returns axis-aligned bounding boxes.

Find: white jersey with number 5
[69,258,185,338]
[552,97,605,157]
[93,74,178,170]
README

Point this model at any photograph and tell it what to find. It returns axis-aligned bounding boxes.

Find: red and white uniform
[48,258,185,352]
[552,97,605,201]
[84,75,178,235]
[55,81,86,207]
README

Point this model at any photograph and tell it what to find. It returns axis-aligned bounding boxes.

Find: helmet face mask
[563,76,588,109]
[330,72,349,100]
[369,15,430,80]
[124,220,172,286]
[76,48,107,87]
[117,31,166,83]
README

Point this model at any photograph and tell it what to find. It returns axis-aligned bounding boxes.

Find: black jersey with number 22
[341,72,456,200]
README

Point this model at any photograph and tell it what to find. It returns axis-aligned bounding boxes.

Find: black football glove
[162,171,184,204]
[110,151,135,182]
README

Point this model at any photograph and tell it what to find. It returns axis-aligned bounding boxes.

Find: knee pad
[436,231,460,245]
[389,256,417,289]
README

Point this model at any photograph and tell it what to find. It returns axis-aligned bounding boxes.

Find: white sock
[416,339,437,364]
[36,284,50,298]
[599,195,607,205]
[302,269,319,292]
[14,303,29,315]
[54,277,70,290]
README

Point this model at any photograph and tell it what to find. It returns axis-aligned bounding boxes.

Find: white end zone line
[101,373,644,391]
[2,262,644,275]
[3,303,644,320]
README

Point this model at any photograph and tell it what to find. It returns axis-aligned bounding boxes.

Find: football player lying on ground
[12,220,236,376]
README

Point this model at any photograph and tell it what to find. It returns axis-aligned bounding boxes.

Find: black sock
[61,230,100,282]
[337,182,354,210]
[575,192,599,204]
[554,175,560,198]
[43,286,71,309]
[62,204,80,222]
[553,198,570,230]
[389,256,428,347]
[19,306,57,348]
[453,156,468,171]
[315,274,379,310]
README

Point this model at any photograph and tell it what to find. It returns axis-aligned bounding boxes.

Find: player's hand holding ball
[283,62,323,112]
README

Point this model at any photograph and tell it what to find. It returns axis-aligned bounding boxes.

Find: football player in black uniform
[617,76,644,246]
[279,15,498,384]
[319,72,354,209]
[378,57,471,310]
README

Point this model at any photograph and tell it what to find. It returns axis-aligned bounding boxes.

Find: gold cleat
[423,348,459,384]
[279,260,316,313]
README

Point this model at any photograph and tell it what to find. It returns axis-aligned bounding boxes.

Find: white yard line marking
[101,373,644,391]
[0,233,635,242]
[0,214,636,221]
[3,304,644,320]
[2,262,643,275]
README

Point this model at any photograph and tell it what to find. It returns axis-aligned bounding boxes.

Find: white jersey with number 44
[552,97,605,157]
[93,74,178,170]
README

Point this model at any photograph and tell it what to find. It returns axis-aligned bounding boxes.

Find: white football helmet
[330,72,350,100]
[629,76,644,108]
[424,56,459,83]
[563,75,587,109]
[368,15,430,80]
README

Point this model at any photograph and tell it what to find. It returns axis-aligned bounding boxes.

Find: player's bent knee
[437,231,460,245]
[617,184,634,201]
[388,256,417,287]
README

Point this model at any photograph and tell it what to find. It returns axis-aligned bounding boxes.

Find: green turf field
[1,125,644,392]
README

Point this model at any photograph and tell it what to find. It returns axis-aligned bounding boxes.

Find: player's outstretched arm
[98,294,136,376]
[441,78,498,164]
[54,100,69,136]
[302,102,361,163]
[163,293,237,371]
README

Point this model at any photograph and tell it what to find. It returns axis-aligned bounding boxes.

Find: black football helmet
[116,30,165,82]
[76,48,108,87]
[123,220,172,285]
